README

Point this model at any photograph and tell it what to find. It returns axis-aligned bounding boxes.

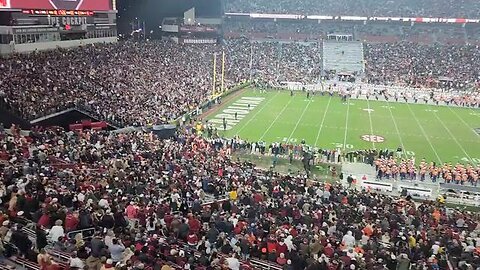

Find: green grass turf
[207,88,480,165]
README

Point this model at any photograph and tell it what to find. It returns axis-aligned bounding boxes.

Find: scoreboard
[0,0,116,54]
[0,0,113,11]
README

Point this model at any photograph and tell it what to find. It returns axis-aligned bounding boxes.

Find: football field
[207,89,480,165]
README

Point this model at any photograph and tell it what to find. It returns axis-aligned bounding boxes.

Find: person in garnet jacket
[276,239,288,256]
[186,231,198,246]
[187,214,201,233]
[64,211,79,232]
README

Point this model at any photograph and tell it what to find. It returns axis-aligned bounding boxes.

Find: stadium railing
[66,227,96,241]
[9,256,40,270]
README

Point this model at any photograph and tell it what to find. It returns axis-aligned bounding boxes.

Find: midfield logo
[49,0,84,10]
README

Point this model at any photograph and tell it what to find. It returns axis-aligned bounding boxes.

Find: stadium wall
[0,36,117,54]
[0,103,32,129]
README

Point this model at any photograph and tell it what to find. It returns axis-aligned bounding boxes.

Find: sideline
[200,87,250,120]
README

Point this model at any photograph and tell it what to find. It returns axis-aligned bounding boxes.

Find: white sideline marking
[366,99,376,149]
[447,106,479,138]
[385,98,406,158]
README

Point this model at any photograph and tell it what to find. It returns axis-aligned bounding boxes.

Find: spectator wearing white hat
[100,258,115,270]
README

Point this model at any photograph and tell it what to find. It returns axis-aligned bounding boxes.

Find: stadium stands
[322,41,365,73]
[0,125,480,270]
[364,42,480,89]
[0,5,480,270]
[1,30,479,129]
[224,0,480,18]
[0,41,222,127]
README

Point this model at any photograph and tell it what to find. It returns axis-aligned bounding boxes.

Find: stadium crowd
[364,42,480,90]
[0,3,479,270]
[1,125,480,270]
[1,37,480,129]
[0,41,220,127]
[224,0,480,18]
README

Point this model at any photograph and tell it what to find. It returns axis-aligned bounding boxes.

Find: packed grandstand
[223,0,480,18]
[0,1,480,270]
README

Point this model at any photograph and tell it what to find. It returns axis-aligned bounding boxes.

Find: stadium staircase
[322,41,365,73]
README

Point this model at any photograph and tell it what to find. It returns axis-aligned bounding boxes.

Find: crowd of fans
[1,124,480,270]
[224,0,480,18]
[0,41,220,127]
[330,82,480,108]
[364,42,480,90]
[246,41,321,84]
[224,20,479,45]
[0,39,321,128]
[1,37,480,129]
[1,11,480,270]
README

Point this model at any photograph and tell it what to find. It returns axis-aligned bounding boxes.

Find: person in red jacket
[187,215,201,233]
[276,239,288,256]
[324,243,335,257]
[266,237,277,254]
[37,211,51,228]
[64,211,79,232]
[186,232,198,246]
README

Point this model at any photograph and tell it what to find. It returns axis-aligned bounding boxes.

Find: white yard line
[431,106,473,161]
[235,92,279,135]
[366,99,376,149]
[405,103,443,164]
[314,96,332,146]
[259,96,294,140]
[287,100,312,142]
[385,100,406,157]
[342,99,350,151]
[447,106,479,137]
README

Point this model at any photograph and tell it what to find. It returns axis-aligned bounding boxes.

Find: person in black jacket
[10,226,32,258]
[35,224,48,251]
[90,233,107,258]
[99,211,115,229]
